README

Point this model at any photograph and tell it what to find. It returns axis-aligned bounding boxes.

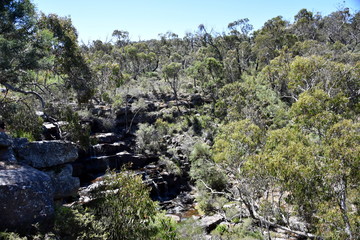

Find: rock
[92,133,122,144]
[42,122,61,140]
[84,155,115,173]
[166,214,181,222]
[92,142,131,156]
[44,164,80,199]
[0,132,12,147]
[0,163,54,232]
[199,214,224,233]
[91,105,112,117]
[289,216,309,232]
[15,140,78,168]
[0,148,16,163]
[116,151,157,169]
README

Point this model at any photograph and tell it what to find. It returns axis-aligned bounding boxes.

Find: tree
[38,13,94,103]
[253,16,297,69]
[112,29,130,47]
[292,9,322,41]
[162,62,182,101]
[321,120,360,239]
[0,0,50,108]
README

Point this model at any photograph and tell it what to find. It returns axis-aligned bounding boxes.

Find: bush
[0,102,43,140]
[135,123,161,154]
[53,206,105,240]
[61,107,91,149]
[190,143,228,192]
[93,170,158,240]
[211,218,264,240]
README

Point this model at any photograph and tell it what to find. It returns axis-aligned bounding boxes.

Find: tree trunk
[338,177,353,240]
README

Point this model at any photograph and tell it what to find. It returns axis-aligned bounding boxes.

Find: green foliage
[135,123,161,154]
[53,206,105,240]
[190,142,227,192]
[150,213,179,240]
[218,77,289,128]
[0,102,43,140]
[212,120,263,164]
[0,232,26,240]
[290,89,347,135]
[38,13,95,103]
[1,2,360,238]
[211,219,263,240]
[93,171,158,240]
[61,107,91,149]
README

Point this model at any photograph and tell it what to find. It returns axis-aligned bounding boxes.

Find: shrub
[53,206,105,240]
[135,123,160,154]
[190,143,228,192]
[93,170,158,240]
[61,107,91,149]
[0,102,43,140]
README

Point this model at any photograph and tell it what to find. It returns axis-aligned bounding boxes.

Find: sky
[32,0,360,43]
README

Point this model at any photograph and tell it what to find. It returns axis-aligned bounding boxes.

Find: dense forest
[0,0,359,239]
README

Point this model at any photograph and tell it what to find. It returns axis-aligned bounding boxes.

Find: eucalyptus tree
[38,13,95,103]
[0,0,50,108]
[253,16,297,69]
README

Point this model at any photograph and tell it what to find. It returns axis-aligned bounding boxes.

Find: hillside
[0,1,359,239]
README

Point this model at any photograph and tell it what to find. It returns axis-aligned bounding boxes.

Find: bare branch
[2,82,45,109]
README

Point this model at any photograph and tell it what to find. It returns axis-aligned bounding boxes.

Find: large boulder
[0,147,16,163]
[44,164,80,199]
[0,133,16,163]
[199,214,224,233]
[0,132,12,147]
[0,162,54,232]
[15,140,78,168]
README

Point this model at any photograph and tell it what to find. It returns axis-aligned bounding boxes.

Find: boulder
[199,214,224,233]
[42,122,61,140]
[15,140,78,168]
[92,133,122,144]
[0,148,16,163]
[0,163,54,232]
[92,142,131,156]
[0,132,12,147]
[44,164,80,199]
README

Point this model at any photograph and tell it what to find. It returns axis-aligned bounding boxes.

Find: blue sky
[32,0,360,43]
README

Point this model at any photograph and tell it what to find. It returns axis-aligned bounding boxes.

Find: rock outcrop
[0,133,81,232]
[0,163,55,232]
[44,164,80,199]
[15,140,78,168]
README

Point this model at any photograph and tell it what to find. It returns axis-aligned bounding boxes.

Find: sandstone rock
[199,214,224,233]
[0,163,54,232]
[15,140,78,168]
[44,164,80,199]
[92,142,131,156]
[92,133,122,144]
[0,148,16,163]
[42,122,61,140]
[0,132,12,147]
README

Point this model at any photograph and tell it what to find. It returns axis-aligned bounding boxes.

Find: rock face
[0,132,12,147]
[44,164,80,199]
[15,140,78,168]
[199,214,224,233]
[0,163,55,232]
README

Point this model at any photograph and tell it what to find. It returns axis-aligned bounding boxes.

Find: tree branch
[199,179,318,239]
[2,82,45,109]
